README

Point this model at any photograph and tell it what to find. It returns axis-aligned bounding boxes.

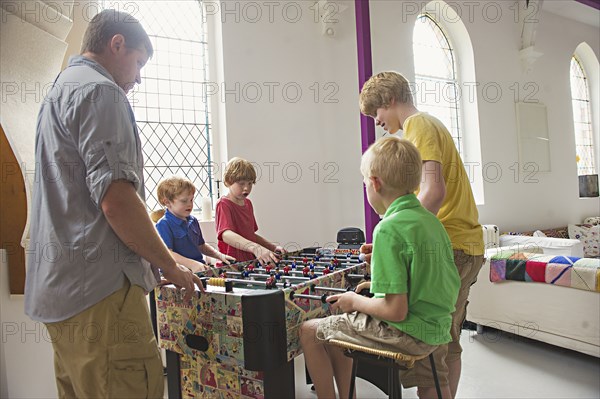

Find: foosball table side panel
[157,286,269,399]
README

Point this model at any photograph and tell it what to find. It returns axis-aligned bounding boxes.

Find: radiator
[482,225,499,249]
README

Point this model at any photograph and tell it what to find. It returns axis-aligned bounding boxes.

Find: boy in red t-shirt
[215,157,284,264]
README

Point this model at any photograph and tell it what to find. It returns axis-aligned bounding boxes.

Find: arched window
[413,14,462,156]
[103,1,213,212]
[570,56,597,177]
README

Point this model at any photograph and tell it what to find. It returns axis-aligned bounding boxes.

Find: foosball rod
[289,291,335,304]
[226,269,339,279]
[287,255,360,262]
[223,271,310,281]
[311,286,349,293]
[278,261,357,269]
[249,266,333,274]
[227,270,368,281]
[203,277,288,289]
[346,273,370,279]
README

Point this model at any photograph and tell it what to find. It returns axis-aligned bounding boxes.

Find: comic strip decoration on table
[156,247,369,398]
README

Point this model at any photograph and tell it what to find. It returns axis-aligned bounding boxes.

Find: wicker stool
[328,339,442,399]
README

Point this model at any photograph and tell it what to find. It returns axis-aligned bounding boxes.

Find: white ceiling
[543,0,600,28]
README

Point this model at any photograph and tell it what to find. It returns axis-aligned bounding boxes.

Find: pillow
[539,227,570,239]
[503,231,535,236]
[568,224,600,257]
[583,216,600,226]
[499,235,584,257]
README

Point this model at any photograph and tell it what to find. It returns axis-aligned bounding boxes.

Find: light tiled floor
[165,328,600,398]
[295,329,600,399]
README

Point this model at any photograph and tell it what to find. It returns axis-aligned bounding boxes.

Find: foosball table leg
[166,350,182,399]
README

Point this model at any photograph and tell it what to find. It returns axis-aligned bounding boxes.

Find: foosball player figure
[220,271,227,278]
[309,262,315,271]
[346,252,352,259]
[322,267,331,275]
[283,265,291,275]
[291,261,297,269]
[302,265,310,277]
[242,270,250,278]
[265,263,273,274]
[328,263,335,272]
[309,270,317,279]
[247,263,255,273]
[265,274,276,289]
[314,255,320,262]
[303,257,308,265]
[332,258,340,267]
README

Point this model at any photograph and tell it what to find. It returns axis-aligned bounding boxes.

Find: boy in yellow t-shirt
[359,71,484,399]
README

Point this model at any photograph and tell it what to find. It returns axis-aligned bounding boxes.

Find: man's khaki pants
[45,280,164,398]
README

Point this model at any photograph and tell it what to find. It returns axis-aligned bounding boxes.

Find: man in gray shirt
[25,9,202,398]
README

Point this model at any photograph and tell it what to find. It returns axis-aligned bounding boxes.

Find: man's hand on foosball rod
[161,264,205,299]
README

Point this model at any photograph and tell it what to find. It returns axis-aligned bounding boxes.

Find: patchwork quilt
[490,250,600,292]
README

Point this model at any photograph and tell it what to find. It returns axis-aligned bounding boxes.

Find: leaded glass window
[103,1,213,211]
[413,14,462,156]
[570,56,597,176]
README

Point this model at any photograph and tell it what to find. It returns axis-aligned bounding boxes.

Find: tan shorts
[315,312,448,388]
[448,250,485,362]
[45,280,164,399]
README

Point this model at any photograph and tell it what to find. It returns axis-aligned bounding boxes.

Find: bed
[467,241,600,357]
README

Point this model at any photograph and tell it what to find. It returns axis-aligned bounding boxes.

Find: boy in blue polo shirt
[156,177,235,272]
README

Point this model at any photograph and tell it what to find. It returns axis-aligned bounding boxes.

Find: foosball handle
[357,288,374,298]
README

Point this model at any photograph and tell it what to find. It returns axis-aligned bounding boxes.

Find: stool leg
[348,356,358,399]
[387,361,394,399]
[429,353,442,399]
[386,359,402,399]
[396,366,402,399]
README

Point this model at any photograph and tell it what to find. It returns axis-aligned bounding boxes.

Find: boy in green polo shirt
[299,137,460,399]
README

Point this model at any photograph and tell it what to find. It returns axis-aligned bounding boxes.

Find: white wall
[374,0,599,231]
[0,250,57,398]
[475,3,600,230]
[211,0,364,250]
[213,0,599,238]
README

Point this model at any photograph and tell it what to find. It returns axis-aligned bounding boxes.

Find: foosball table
[155,248,370,398]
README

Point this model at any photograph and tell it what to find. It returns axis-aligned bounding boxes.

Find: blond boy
[156,176,235,272]
[300,137,460,399]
